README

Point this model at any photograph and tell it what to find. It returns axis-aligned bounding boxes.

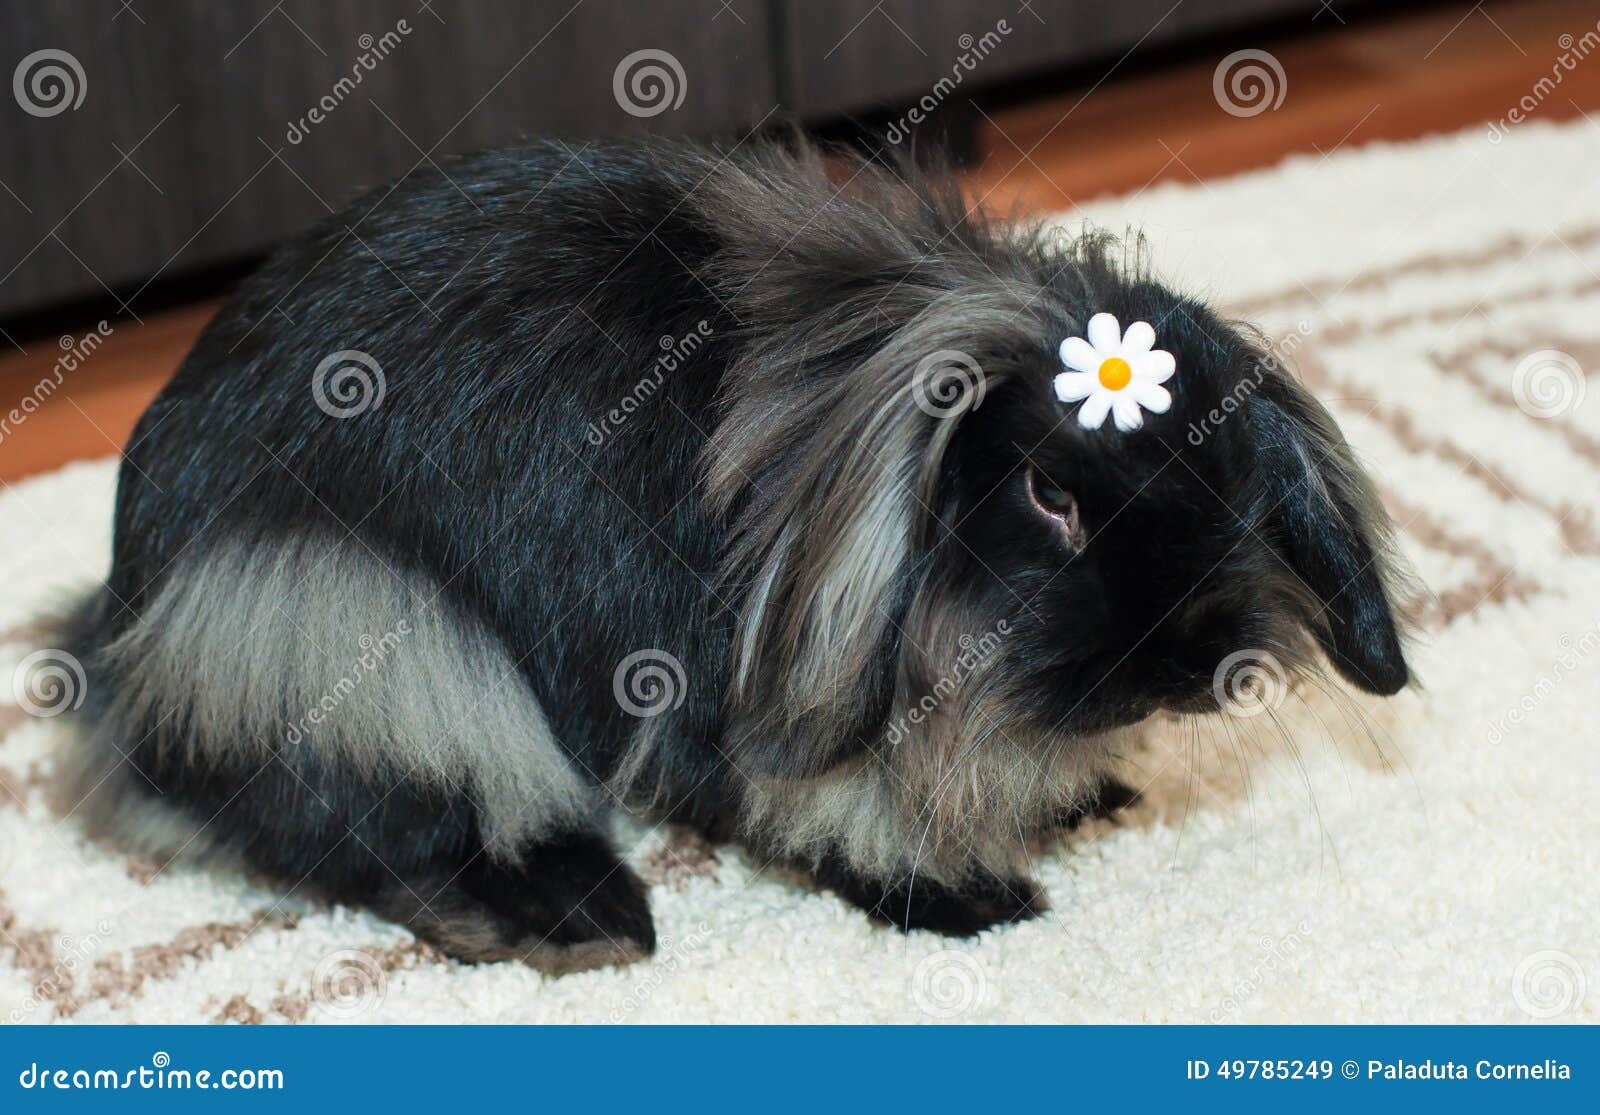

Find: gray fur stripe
[100,534,593,856]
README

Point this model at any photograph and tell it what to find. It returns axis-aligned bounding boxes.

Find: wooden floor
[3,0,1598,482]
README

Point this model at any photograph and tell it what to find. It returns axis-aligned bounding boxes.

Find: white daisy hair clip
[1054,312,1176,432]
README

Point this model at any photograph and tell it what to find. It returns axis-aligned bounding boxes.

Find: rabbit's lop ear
[1247,372,1411,695]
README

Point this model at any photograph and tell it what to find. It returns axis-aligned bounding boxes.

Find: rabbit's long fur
[56,139,1411,969]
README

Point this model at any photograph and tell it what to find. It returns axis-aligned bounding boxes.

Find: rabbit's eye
[1027,465,1076,515]
[1026,465,1086,548]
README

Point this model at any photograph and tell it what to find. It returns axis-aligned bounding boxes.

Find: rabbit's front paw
[811,853,1045,936]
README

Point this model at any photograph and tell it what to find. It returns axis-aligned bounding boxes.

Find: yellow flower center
[1097,357,1132,391]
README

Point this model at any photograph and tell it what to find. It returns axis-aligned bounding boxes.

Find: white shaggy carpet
[2,117,1598,1024]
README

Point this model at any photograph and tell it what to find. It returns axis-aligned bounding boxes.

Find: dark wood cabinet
[1,0,1329,320]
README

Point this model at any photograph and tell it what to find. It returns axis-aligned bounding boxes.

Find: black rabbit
[56,138,1410,972]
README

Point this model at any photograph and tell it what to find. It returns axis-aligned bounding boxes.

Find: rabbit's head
[700,148,1412,796]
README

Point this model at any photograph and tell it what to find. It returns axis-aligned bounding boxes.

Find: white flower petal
[1076,390,1113,430]
[1054,370,1098,402]
[1086,312,1121,355]
[1128,379,1171,414]
[1138,349,1176,383]
[1121,320,1155,356]
[1058,337,1101,374]
[1111,393,1146,432]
